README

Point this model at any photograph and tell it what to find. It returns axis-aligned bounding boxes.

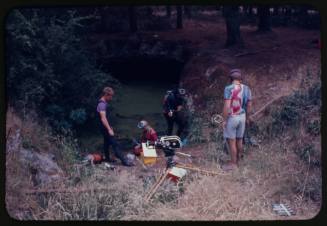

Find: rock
[19,148,64,186]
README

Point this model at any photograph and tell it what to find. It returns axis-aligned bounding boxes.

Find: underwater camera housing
[146,135,182,157]
[146,136,182,168]
[146,135,182,151]
[159,135,182,149]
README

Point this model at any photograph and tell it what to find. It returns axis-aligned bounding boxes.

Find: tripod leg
[144,170,170,202]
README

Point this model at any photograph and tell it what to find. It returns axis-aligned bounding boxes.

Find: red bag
[93,154,103,163]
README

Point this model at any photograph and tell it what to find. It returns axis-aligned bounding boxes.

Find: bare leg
[236,138,243,163]
[228,138,238,164]
[221,138,238,171]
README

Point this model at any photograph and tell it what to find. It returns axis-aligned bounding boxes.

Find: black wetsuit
[163,93,187,138]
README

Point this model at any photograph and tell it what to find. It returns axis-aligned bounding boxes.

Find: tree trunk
[99,7,107,32]
[285,6,292,16]
[257,6,272,32]
[128,6,137,33]
[273,6,279,15]
[298,6,309,28]
[166,6,171,18]
[176,6,183,29]
[248,6,253,16]
[243,5,254,18]
[184,5,192,18]
[146,6,153,16]
[223,6,244,47]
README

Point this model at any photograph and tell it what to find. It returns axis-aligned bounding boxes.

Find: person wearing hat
[221,69,252,171]
[133,120,158,156]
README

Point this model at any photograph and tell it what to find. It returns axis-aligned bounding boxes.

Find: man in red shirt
[133,120,158,156]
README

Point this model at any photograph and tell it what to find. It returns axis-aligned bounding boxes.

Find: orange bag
[91,153,103,163]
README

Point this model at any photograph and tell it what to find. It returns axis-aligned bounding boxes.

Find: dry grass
[15,129,320,220]
[6,108,80,219]
[6,72,321,220]
[145,138,321,220]
[6,73,321,220]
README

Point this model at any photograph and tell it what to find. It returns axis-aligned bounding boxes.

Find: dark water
[78,80,173,152]
[78,55,185,152]
[111,80,172,139]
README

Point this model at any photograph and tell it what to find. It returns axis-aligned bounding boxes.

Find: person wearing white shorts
[222,69,252,171]
[223,113,246,139]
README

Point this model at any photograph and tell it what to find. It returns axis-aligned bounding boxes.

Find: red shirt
[141,128,158,143]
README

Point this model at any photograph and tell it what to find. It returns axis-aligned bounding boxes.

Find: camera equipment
[159,135,182,149]
[145,135,182,168]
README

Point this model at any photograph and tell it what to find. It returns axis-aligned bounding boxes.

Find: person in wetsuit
[162,87,188,140]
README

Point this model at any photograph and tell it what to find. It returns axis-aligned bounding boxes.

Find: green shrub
[269,81,321,137]
[69,108,87,125]
[6,8,120,133]
[55,133,80,170]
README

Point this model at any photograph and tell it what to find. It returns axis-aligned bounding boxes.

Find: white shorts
[223,113,246,139]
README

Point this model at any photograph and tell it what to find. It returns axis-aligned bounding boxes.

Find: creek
[78,57,185,153]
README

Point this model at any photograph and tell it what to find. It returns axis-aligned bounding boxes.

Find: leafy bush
[69,108,87,125]
[6,8,120,133]
[269,81,321,137]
